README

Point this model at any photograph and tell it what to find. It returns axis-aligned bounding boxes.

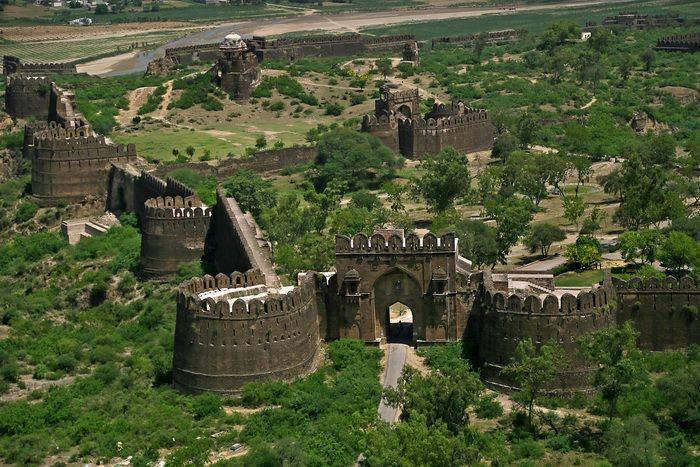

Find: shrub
[14,202,38,223]
[324,102,344,116]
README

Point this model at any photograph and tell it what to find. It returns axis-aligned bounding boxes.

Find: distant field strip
[361,0,700,39]
[1,31,186,63]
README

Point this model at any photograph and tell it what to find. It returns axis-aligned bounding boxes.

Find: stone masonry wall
[172,270,321,394]
[30,125,137,204]
[613,275,699,350]
[477,271,616,392]
[5,75,51,119]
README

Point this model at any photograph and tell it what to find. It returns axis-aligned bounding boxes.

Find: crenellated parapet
[655,33,699,52]
[431,29,524,48]
[172,270,321,394]
[3,55,76,76]
[335,231,457,253]
[140,195,212,278]
[477,274,617,392]
[612,274,699,350]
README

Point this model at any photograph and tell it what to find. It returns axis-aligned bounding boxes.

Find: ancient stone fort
[362,85,493,157]
[4,47,697,398]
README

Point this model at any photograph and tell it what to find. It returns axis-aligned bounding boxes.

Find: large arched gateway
[330,230,472,345]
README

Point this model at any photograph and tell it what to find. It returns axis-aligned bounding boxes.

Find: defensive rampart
[150,146,316,180]
[140,195,212,277]
[431,29,524,48]
[211,189,279,285]
[30,124,137,204]
[477,270,616,392]
[398,110,493,157]
[613,275,699,350]
[655,33,700,52]
[5,75,52,119]
[3,55,76,76]
[172,270,321,394]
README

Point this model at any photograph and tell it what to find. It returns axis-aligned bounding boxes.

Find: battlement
[363,34,416,45]
[381,87,420,102]
[3,55,76,76]
[655,33,700,52]
[140,171,168,196]
[405,111,490,129]
[178,270,316,319]
[165,176,197,198]
[335,231,457,253]
[143,195,210,219]
[33,129,136,161]
[165,42,219,57]
[6,74,52,87]
[483,285,613,316]
[613,275,696,291]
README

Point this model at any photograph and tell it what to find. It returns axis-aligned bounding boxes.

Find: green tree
[640,48,656,72]
[588,28,612,53]
[618,229,664,265]
[376,58,393,79]
[603,415,663,467]
[578,322,644,419]
[484,197,534,264]
[254,134,267,150]
[565,235,602,269]
[538,21,580,51]
[413,147,471,213]
[185,145,195,160]
[618,53,636,81]
[312,128,400,191]
[383,182,407,214]
[503,339,567,428]
[222,169,277,218]
[580,206,607,235]
[508,151,567,206]
[658,231,699,273]
[385,364,483,433]
[491,133,519,162]
[525,223,566,257]
[562,195,585,229]
[516,113,539,149]
[455,220,500,268]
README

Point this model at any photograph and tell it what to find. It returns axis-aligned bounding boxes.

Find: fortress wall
[30,127,137,204]
[5,75,51,119]
[172,271,321,394]
[212,189,279,286]
[431,29,524,48]
[399,113,493,158]
[361,115,400,153]
[477,273,616,391]
[3,55,76,76]
[140,196,212,277]
[613,275,699,350]
[151,147,316,180]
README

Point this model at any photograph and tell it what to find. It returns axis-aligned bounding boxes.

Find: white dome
[224,33,242,42]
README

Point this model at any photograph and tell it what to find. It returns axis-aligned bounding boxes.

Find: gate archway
[373,268,425,345]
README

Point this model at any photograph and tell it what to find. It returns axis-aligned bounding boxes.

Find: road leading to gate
[378,343,408,423]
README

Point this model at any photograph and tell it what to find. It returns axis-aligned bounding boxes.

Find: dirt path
[581,96,597,109]
[155,80,174,120]
[117,86,157,126]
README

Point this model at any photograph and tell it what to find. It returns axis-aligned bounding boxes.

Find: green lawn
[554,268,604,287]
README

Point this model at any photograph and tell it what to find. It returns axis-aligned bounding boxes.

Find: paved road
[93,0,632,76]
[377,343,408,423]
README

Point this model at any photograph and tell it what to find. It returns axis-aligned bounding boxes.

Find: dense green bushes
[169,73,224,111]
[252,75,318,105]
[137,84,166,115]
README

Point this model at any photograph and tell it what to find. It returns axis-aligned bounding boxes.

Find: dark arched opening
[387,301,413,344]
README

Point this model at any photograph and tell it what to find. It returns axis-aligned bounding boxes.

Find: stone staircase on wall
[61,212,120,245]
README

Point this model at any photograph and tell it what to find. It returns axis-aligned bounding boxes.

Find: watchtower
[213,33,261,100]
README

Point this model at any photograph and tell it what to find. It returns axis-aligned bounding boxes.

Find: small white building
[580,31,592,42]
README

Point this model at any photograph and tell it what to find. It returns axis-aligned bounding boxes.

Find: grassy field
[361,0,700,39]
[554,268,605,287]
[1,30,187,63]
